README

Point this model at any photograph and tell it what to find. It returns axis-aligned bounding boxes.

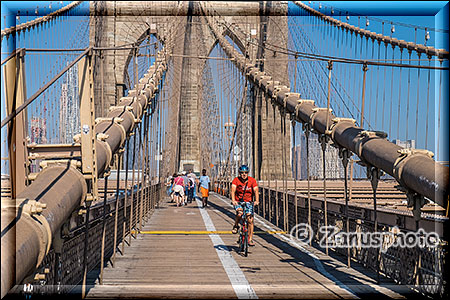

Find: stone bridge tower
[89,1,291,179]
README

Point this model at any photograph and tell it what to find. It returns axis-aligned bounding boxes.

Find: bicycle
[237,201,254,257]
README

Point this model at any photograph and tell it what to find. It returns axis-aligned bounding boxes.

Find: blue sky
[287,1,449,163]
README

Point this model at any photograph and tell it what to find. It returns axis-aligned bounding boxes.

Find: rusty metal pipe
[1,164,87,298]
[1,47,170,297]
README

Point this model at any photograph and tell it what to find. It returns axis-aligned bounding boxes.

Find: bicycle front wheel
[243,230,248,257]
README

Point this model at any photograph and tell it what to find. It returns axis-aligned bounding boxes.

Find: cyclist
[231,165,259,247]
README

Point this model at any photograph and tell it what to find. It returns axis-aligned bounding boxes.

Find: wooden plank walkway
[85,193,415,299]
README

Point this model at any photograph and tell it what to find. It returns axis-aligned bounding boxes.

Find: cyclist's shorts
[234,201,253,216]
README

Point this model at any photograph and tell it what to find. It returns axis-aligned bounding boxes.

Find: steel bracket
[16,199,52,268]
[354,130,387,158]
[95,117,124,125]
[393,148,434,183]
[318,133,330,151]
[310,107,332,131]
[109,105,133,112]
[339,147,352,169]
[39,159,81,170]
[405,190,427,221]
[366,165,383,192]
[329,117,356,141]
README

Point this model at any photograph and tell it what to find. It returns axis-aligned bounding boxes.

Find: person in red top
[231,165,259,246]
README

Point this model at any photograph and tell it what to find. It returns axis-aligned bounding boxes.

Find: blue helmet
[238,165,249,173]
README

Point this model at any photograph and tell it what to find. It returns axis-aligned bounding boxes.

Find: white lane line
[214,193,359,299]
[195,198,258,299]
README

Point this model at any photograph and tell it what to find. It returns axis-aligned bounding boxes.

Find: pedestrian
[181,171,189,205]
[166,173,175,202]
[198,169,211,208]
[187,169,197,202]
[173,173,185,207]
[187,176,195,203]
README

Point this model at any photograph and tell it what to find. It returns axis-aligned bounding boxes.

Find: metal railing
[214,179,447,296]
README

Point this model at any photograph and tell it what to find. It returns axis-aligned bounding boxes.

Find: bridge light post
[224,117,235,178]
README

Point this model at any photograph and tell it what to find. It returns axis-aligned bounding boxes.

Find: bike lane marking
[214,193,359,299]
[195,197,258,299]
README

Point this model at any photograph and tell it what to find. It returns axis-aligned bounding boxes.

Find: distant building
[30,117,47,144]
[392,139,416,149]
[59,63,80,143]
[297,132,344,180]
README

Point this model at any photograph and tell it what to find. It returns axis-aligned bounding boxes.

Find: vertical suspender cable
[129,125,137,243]
[326,60,333,131]
[388,45,395,138]
[360,63,368,128]
[145,107,151,221]
[342,150,351,268]
[138,113,145,232]
[303,124,312,245]
[405,50,412,139]
[99,172,109,284]
[381,42,388,132]
[122,138,130,255]
[321,135,328,256]
[273,104,278,227]
[415,53,422,146]
[424,58,431,149]
[374,40,381,129]
[437,61,443,161]
[112,152,122,265]
[396,49,404,139]
[266,95,271,221]
[282,110,288,231]
[81,192,91,299]
[293,120,298,227]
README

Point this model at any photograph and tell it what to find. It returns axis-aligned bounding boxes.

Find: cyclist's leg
[232,204,244,233]
[245,203,255,245]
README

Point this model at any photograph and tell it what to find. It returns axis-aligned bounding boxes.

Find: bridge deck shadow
[206,194,418,299]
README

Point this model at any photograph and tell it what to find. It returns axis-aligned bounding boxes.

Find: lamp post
[224,116,235,179]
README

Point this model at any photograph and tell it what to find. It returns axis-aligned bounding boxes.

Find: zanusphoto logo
[289,223,440,253]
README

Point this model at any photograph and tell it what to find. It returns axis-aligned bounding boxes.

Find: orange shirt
[232,176,257,202]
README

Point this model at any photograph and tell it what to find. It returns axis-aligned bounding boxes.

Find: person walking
[173,173,185,207]
[187,169,197,203]
[198,169,211,208]
[181,171,189,205]
[167,173,176,202]
[231,165,259,247]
